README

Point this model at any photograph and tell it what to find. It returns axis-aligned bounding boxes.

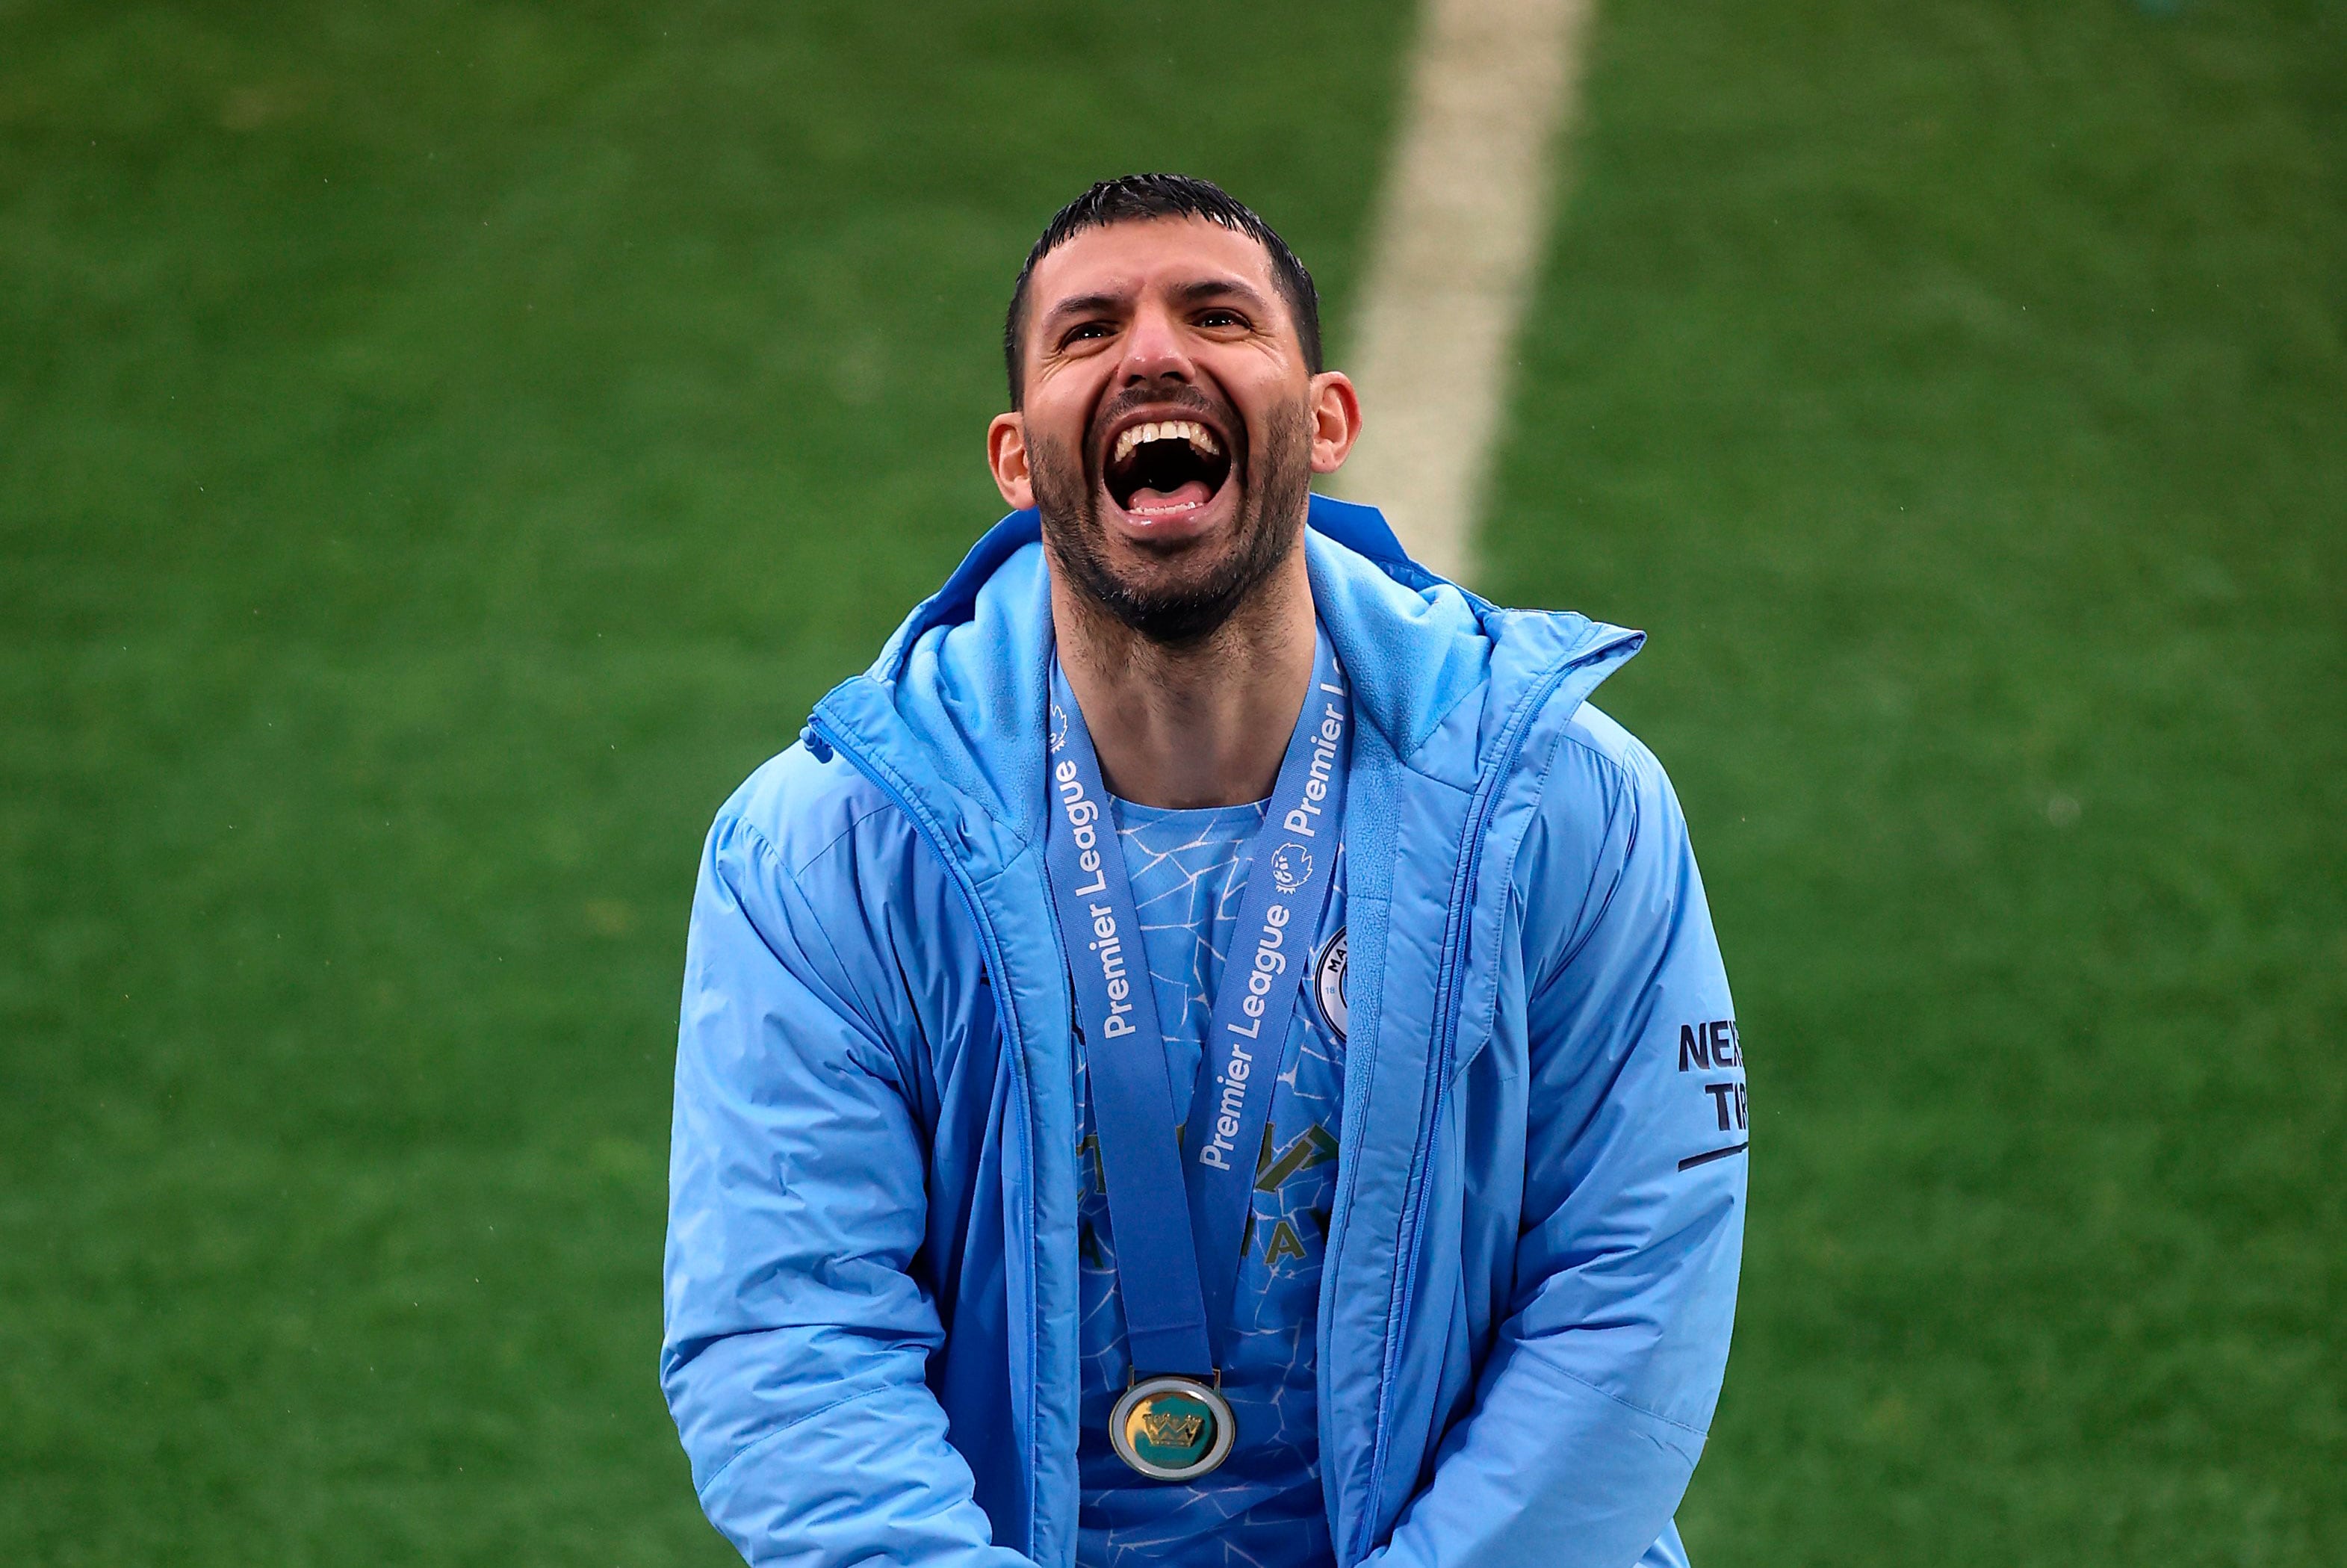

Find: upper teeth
[1113,420,1221,465]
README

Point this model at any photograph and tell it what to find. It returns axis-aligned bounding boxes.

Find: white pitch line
[1332,0,1598,585]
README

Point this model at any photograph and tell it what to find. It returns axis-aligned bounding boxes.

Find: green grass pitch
[1,1,2340,1563]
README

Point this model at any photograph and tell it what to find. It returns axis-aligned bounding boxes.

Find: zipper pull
[799,722,834,763]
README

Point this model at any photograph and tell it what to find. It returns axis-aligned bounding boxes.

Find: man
[663,174,1746,1568]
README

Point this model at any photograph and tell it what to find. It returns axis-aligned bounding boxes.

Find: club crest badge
[1313,927,1348,1041]
[1268,842,1312,896]
[1048,701,1068,754]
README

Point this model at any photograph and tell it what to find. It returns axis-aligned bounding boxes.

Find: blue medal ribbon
[1044,633,1351,1377]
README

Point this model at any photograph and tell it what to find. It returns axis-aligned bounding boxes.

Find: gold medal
[1108,1374,1236,1482]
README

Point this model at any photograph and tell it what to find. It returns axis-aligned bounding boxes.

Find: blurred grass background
[1,0,2340,1563]
[1485,2,2345,1562]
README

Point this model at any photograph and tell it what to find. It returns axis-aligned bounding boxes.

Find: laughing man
[662,175,1747,1568]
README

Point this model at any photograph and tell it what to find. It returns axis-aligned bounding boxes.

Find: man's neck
[1050,549,1315,811]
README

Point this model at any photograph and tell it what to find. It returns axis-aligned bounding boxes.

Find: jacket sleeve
[1368,720,1746,1568]
[661,805,1035,1568]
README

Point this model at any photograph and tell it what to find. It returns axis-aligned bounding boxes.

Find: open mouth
[1101,418,1234,523]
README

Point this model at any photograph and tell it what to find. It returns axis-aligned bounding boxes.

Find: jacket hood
[809,495,1644,877]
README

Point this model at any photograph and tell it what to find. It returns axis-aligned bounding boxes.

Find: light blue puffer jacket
[663,498,1746,1568]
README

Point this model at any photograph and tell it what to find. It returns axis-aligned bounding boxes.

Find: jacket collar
[813,496,1643,863]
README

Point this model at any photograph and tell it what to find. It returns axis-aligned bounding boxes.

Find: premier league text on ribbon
[1053,757,1137,1040]
[1281,692,1348,838]
[1197,901,1286,1171]
[1199,684,1347,1174]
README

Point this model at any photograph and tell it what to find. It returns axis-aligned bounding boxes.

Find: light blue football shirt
[1073,796,1350,1568]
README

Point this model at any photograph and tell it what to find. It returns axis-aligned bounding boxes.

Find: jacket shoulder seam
[784,793,905,880]
[723,757,908,881]
[1549,713,1647,788]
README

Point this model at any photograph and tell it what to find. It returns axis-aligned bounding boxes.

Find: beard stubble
[1031,391,1313,648]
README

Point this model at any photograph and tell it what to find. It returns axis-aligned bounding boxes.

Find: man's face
[988,217,1359,644]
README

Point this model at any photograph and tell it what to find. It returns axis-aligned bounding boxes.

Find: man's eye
[1061,322,1114,347]
[1197,310,1246,329]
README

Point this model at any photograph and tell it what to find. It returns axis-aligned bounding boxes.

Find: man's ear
[988,412,1035,510]
[1306,372,1363,475]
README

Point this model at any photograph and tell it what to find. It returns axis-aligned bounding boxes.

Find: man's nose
[1117,303,1194,386]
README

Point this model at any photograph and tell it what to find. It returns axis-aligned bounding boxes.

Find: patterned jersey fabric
[1073,796,1349,1568]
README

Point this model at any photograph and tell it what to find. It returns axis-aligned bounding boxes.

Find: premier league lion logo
[1269,842,1312,896]
[1048,702,1067,754]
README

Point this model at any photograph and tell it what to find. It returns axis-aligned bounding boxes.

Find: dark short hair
[1002,173,1322,406]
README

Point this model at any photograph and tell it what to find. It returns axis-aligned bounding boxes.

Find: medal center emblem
[1109,1375,1236,1482]
[1138,1406,1204,1452]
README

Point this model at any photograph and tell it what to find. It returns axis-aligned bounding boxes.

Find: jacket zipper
[813,638,1613,1564]
[1348,654,1594,1564]
[803,710,1050,1555]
